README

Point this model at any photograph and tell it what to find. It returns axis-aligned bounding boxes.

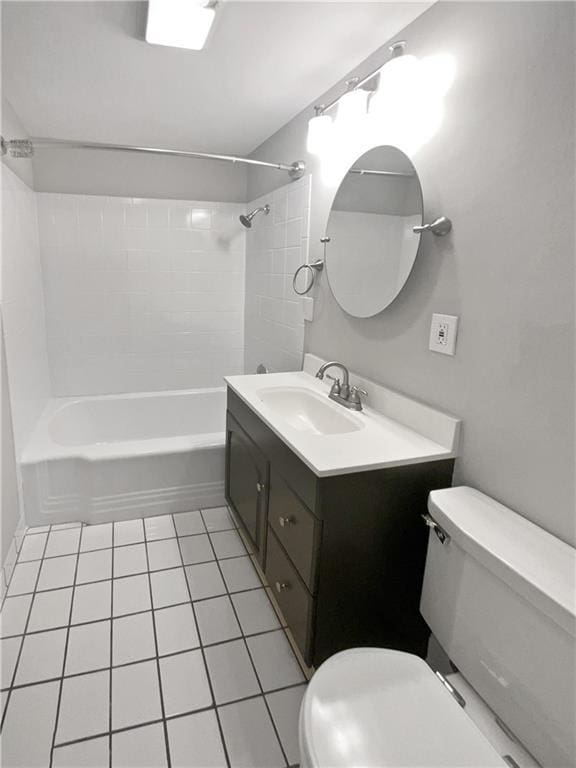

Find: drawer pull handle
[275,581,289,593]
[278,516,294,528]
[256,482,265,493]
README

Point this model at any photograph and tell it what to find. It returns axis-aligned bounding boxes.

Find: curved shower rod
[0,136,306,181]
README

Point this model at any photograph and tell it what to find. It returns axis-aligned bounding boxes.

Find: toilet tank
[420,487,575,768]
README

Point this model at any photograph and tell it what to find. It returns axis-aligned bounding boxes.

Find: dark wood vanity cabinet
[225,388,454,668]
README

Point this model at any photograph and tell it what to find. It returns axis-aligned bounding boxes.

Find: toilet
[298,487,576,768]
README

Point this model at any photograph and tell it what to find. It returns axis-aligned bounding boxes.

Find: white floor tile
[37,554,77,591]
[112,722,168,767]
[25,525,51,534]
[112,660,162,730]
[76,548,113,584]
[53,736,109,767]
[15,628,67,685]
[113,574,151,616]
[220,556,262,593]
[150,568,189,608]
[17,532,48,562]
[173,510,205,537]
[114,543,148,577]
[45,528,81,558]
[2,681,60,767]
[168,709,227,768]
[56,670,109,743]
[113,611,156,665]
[179,534,214,566]
[231,589,281,636]
[160,649,212,716]
[218,696,285,768]
[0,594,33,637]
[266,685,307,767]
[114,519,144,547]
[210,530,246,559]
[7,560,41,595]
[246,630,304,691]
[154,603,199,656]
[65,620,111,675]
[72,581,112,624]
[29,588,73,632]
[195,596,241,645]
[201,506,236,533]
[81,523,113,552]
[205,639,260,704]
[185,562,226,600]
[144,515,176,541]
[1,635,22,689]
[147,538,182,571]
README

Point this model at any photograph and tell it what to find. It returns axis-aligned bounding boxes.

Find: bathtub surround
[0,506,307,767]
[1,166,51,454]
[247,1,576,546]
[37,194,246,396]
[244,174,311,375]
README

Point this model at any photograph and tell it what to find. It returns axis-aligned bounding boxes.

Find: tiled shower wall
[244,175,311,374]
[37,195,247,395]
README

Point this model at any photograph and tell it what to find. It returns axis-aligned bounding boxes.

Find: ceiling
[2,1,432,156]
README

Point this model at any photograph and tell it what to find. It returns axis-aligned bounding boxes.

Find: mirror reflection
[325,145,423,318]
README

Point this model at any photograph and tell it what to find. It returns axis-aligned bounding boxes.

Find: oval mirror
[325,145,423,318]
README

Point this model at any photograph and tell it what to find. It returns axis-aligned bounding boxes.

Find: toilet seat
[299,648,507,768]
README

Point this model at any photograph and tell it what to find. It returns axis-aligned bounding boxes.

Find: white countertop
[225,355,461,477]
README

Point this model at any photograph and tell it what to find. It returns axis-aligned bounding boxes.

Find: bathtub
[21,388,227,526]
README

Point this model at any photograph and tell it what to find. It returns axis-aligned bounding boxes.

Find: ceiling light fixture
[307,107,333,155]
[146,0,217,51]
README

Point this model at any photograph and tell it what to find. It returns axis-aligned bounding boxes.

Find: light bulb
[336,89,369,129]
[307,113,332,155]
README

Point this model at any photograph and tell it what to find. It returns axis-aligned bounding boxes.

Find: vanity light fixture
[306,41,406,156]
[146,0,217,51]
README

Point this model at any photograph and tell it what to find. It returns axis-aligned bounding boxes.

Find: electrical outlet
[429,314,459,356]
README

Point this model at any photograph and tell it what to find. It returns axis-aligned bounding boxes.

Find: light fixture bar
[314,40,407,116]
[0,137,306,180]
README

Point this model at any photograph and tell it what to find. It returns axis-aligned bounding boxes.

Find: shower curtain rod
[0,136,306,180]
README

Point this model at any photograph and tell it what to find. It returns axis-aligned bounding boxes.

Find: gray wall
[248,2,576,546]
[32,147,248,203]
[2,98,34,188]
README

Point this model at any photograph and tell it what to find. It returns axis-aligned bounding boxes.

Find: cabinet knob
[256,481,265,493]
[275,581,289,593]
[278,516,294,528]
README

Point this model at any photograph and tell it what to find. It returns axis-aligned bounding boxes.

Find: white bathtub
[21,388,227,526]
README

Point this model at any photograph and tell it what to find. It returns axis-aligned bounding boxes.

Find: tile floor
[0,506,308,768]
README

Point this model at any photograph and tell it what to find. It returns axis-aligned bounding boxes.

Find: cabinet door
[226,414,268,562]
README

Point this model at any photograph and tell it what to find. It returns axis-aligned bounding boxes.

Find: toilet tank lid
[428,487,576,637]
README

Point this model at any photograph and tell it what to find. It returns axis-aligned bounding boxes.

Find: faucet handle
[349,385,367,406]
[325,374,341,396]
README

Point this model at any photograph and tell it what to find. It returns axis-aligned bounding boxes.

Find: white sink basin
[256,386,363,435]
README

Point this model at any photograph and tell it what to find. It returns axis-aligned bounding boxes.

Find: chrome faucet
[315,361,367,411]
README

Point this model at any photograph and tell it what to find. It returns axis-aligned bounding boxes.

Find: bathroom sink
[256,386,363,435]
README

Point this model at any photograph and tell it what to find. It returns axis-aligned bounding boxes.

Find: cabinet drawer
[265,528,314,662]
[269,470,320,592]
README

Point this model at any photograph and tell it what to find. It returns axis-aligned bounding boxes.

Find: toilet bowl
[298,487,576,768]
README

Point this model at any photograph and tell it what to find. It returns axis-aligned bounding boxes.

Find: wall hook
[413,216,452,236]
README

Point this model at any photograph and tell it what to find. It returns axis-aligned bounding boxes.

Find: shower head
[239,204,270,229]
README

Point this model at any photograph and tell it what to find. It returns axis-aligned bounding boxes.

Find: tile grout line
[205,522,291,768]
[175,509,232,768]
[50,679,307,752]
[108,517,116,768]
[49,527,83,767]
[143,517,173,768]
[4,550,255,600]
[0,527,51,729]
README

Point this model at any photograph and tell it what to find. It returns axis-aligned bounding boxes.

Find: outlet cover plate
[429,314,458,355]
